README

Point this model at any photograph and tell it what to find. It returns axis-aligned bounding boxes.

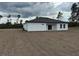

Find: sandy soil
[0,27,79,56]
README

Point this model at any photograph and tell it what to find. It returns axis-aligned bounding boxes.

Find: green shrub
[68,22,79,27]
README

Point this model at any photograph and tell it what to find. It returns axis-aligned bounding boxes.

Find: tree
[7,14,11,22]
[6,20,11,26]
[17,15,21,24]
[0,15,3,20]
[57,12,63,20]
[20,20,23,24]
[69,2,79,22]
[71,3,77,12]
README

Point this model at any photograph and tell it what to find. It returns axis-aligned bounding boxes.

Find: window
[63,24,65,28]
[60,24,62,28]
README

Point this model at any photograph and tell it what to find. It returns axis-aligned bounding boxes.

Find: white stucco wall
[57,23,68,31]
[23,23,68,31]
[23,23,47,31]
[52,24,57,30]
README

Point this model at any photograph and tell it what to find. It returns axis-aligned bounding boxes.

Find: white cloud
[53,2,63,7]
[0,2,74,23]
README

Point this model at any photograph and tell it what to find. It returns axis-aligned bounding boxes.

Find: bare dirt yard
[0,27,79,56]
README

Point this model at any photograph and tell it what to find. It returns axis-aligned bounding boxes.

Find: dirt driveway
[0,27,79,56]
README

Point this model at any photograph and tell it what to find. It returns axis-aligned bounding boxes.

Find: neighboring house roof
[25,17,68,23]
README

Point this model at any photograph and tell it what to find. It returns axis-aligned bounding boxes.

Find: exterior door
[48,25,52,30]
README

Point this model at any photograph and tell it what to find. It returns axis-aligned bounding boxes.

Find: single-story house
[23,17,68,31]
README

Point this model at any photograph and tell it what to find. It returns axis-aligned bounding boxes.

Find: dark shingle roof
[25,17,68,23]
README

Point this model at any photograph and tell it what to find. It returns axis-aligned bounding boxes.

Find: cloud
[0,2,57,17]
[56,2,73,12]
[0,2,73,18]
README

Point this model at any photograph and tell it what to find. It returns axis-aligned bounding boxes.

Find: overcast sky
[0,2,73,18]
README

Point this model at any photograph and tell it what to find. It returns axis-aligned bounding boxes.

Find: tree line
[0,14,23,29]
[0,14,23,25]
